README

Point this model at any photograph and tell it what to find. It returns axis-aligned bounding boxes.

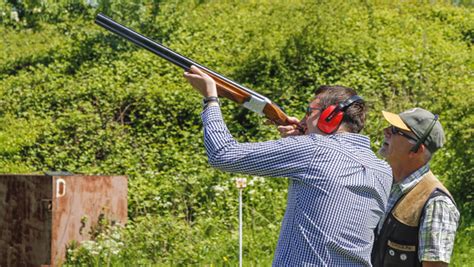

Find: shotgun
[95,13,296,127]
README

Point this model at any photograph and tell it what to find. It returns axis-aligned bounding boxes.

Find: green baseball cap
[382,108,445,154]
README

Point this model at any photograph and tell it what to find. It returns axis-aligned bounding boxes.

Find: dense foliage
[0,0,472,265]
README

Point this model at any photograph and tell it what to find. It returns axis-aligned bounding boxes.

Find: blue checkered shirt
[377,164,460,263]
[201,106,392,266]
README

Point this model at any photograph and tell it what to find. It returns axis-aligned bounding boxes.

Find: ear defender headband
[410,115,439,153]
[317,95,364,134]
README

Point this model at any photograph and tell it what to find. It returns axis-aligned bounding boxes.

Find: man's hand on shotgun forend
[277,116,304,137]
[184,65,218,98]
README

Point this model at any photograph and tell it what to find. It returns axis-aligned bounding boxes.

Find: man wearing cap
[372,108,460,267]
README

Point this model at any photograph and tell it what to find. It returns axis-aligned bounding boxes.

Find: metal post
[235,178,247,267]
[239,187,243,267]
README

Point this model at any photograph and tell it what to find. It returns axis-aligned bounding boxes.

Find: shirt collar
[331,133,371,149]
[397,163,430,193]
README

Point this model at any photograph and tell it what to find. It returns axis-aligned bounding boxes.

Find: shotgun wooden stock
[95,13,296,127]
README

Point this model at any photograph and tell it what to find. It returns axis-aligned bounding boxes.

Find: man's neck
[391,160,426,183]
[335,125,351,134]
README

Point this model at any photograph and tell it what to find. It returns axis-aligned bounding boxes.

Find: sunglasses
[390,126,418,143]
[306,107,322,116]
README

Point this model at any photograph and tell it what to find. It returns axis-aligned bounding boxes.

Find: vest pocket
[384,240,416,266]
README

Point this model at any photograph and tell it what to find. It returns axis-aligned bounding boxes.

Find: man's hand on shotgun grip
[277,116,304,137]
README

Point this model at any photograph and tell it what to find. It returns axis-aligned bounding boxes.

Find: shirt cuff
[201,105,223,125]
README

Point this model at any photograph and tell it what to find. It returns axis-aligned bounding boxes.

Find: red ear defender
[317,105,344,134]
[317,95,364,134]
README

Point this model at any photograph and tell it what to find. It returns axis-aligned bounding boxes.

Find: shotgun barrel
[95,13,294,126]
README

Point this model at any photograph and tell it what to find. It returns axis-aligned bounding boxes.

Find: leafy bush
[0,0,472,265]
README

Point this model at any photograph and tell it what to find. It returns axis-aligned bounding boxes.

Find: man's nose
[383,127,391,138]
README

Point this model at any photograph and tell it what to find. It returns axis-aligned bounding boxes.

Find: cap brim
[382,111,411,132]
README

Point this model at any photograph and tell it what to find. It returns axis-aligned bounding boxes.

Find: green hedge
[0,0,472,265]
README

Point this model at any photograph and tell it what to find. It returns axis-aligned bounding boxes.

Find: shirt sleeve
[201,106,317,179]
[418,195,460,263]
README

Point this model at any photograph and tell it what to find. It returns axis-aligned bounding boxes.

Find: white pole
[239,187,243,267]
[235,178,247,267]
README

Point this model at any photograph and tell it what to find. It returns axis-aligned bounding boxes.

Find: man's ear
[410,143,426,157]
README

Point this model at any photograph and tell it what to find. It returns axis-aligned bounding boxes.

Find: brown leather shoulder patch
[392,172,451,227]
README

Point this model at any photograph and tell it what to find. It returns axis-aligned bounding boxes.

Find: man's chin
[378,147,387,158]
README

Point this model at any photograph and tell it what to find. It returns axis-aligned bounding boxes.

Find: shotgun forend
[95,13,295,126]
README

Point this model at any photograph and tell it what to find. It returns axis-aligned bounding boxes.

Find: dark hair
[314,85,367,133]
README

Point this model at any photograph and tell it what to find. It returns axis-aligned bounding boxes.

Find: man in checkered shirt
[184,66,392,266]
[371,108,460,267]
